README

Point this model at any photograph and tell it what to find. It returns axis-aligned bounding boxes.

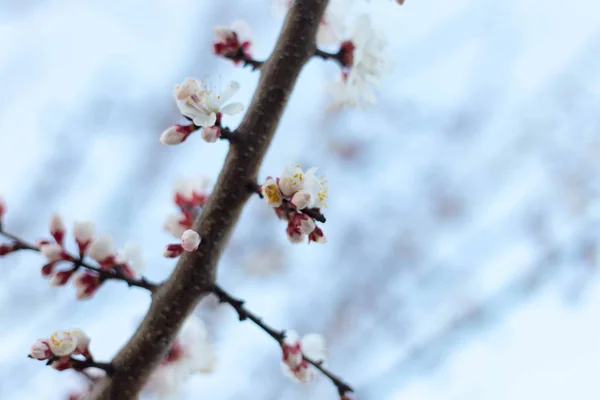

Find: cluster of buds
[163,229,201,258]
[36,214,145,299]
[281,330,327,383]
[212,20,253,65]
[145,316,215,397]
[29,329,91,371]
[160,78,244,145]
[260,165,328,244]
[164,176,211,238]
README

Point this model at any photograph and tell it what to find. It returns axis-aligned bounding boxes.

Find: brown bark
[89,1,329,398]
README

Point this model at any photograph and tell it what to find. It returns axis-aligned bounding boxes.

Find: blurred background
[1,0,600,398]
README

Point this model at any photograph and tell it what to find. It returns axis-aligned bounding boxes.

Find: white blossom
[281,330,327,383]
[71,328,91,354]
[279,164,306,197]
[173,175,211,203]
[261,177,283,207]
[73,221,94,246]
[48,330,78,356]
[87,235,115,263]
[181,230,201,252]
[145,316,215,398]
[303,168,328,208]
[174,78,244,127]
[40,243,63,262]
[49,213,65,239]
[163,213,188,238]
[116,242,145,275]
[213,20,253,57]
[327,69,376,109]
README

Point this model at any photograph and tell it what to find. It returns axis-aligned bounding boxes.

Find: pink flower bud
[41,262,55,277]
[40,243,64,262]
[87,235,115,266]
[163,243,184,258]
[73,272,101,300]
[160,125,195,145]
[290,190,312,210]
[49,270,74,286]
[73,221,94,253]
[200,126,221,143]
[308,226,327,244]
[49,213,66,245]
[29,339,52,360]
[0,243,15,256]
[181,230,201,252]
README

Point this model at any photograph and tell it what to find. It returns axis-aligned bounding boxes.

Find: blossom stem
[223,47,264,71]
[246,182,327,223]
[211,284,354,397]
[0,230,159,292]
[314,48,344,65]
[70,358,115,374]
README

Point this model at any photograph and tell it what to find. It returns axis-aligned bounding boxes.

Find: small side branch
[211,284,354,397]
[0,230,159,292]
[314,48,344,66]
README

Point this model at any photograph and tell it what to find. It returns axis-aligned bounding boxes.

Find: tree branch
[211,284,353,397]
[0,230,158,292]
[89,1,330,398]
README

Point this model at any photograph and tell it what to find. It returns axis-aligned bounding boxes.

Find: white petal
[279,164,305,197]
[231,19,252,41]
[290,190,311,210]
[217,81,240,106]
[87,235,114,262]
[283,330,300,347]
[117,242,145,274]
[220,102,244,116]
[163,213,187,238]
[201,126,220,143]
[193,112,217,128]
[48,330,77,356]
[300,333,327,362]
[160,126,187,145]
[49,213,65,236]
[40,243,63,262]
[73,221,94,244]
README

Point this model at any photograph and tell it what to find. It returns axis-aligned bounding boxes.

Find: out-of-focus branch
[0,230,158,292]
[211,284,354,397]
[89,1,330,398]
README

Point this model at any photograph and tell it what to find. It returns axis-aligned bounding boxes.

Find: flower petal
[220,102,244,116]
[300,333,327,362]
[217,81,240,105]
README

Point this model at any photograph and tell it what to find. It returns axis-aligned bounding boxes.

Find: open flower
[281,330,327,383]
[174,78,244,127]
[261,177,283,207]
[48,330,78,357]
[144,316,215,398]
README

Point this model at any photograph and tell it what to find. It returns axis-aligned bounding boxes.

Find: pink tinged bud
[163,243,184,258]
[339,40,356,69]
[30,339,52,360]
[308,226,327,244]
[298,216,316,235]
[160,125,195,145]
[49,270,74,286]
[73,272,101,300]
[200,126,221,143]
[70,328,91,356]
[49,213,66,245]
[0,196,6,221]
[73,221,94,252]
[181,229,201,252]
[0,243,15,256]
[286,225,306,244]
[40,243,64,262]
[49,330,78,356]
[41,262,55,277]
[290,190,312,210]
[87,235,115,265]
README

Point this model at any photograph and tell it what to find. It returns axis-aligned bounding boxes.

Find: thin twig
[30,355,114,374]
[0,230,158,292]
[223,47,265,71]
[211,284,353,397]
[314,48,344,65]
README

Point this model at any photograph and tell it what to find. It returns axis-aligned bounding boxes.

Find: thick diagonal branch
[89,1,329,398]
